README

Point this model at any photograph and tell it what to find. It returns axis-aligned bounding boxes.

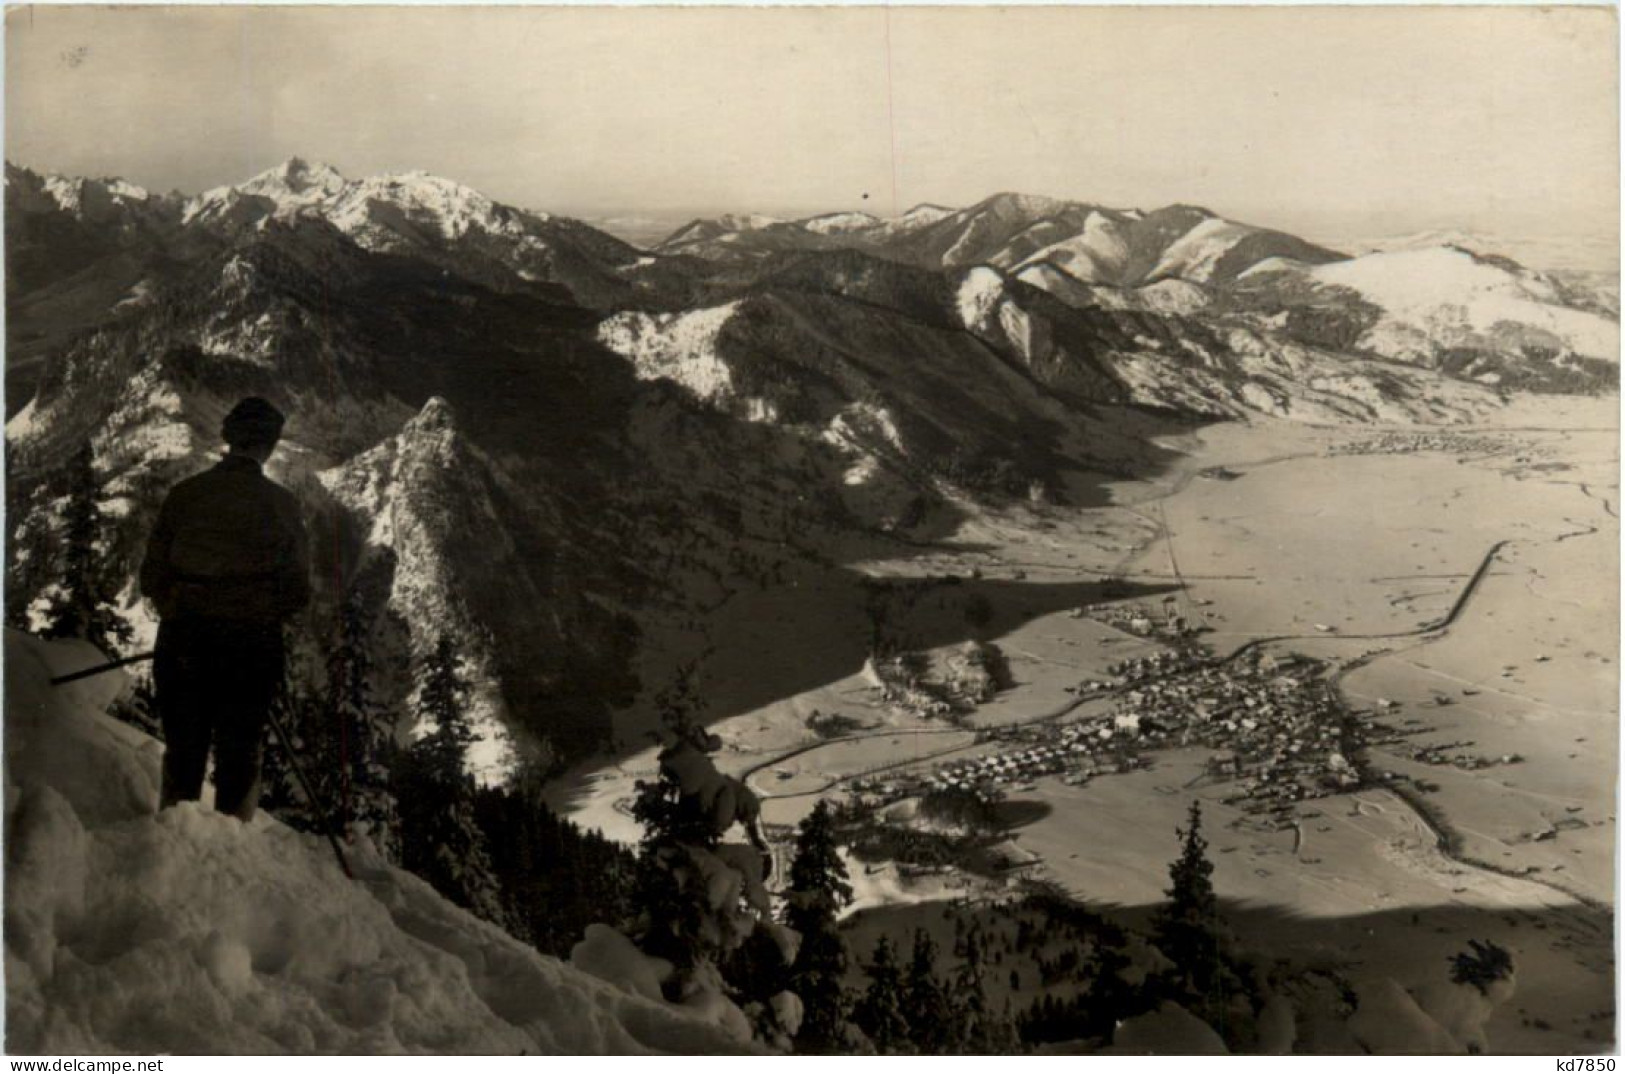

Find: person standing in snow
[139,397,311,821]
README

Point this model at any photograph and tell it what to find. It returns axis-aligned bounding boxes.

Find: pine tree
[323,595,400,861]
[853,935,910,1053]
[396,633,506,927]
[903,929,951,1053]
[1151,800,1253,1043]
[40,444,132,655]
[784,799,854,1052]
[950,926,993,1053]
[1077,939,1141,1041]
[1153,801,1221,994]
[784,800,853,934]
[412,635,481,784]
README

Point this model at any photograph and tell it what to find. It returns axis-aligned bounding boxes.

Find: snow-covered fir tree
[629,667,785,1036]
[259,662,337,835]
[39,443,132,655]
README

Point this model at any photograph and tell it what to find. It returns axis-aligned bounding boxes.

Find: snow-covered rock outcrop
[317,399,527,783]
[3,630,747,1054]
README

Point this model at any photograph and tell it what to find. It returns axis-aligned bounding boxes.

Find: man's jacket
[139,455,312,624]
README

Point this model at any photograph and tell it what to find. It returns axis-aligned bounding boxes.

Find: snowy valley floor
[553,393,1618,1054]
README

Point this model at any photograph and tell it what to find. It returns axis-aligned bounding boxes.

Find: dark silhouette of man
[139,397,311,821]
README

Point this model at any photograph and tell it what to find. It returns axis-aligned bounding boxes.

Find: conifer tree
[631,669,722,978]
[472,782,638,956]
[629,666,779,1031]
[851,935,909,1053]
[323,594,400,861]
[950,926,993,1053]
[784,799,854,1052]
[903,929,951,1053]
[1077,939,1140,1041]
[784,800,853,933]
[40,444,132,654]
[946,923,1018,1052]
[1153,801,1222,995]
[1150,800,1256,1047]
[396,633,506,927]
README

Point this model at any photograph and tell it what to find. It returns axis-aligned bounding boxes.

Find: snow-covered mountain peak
[238,157,349,200]
[399,395,460,443]
[800,210,881,235]
[329,170,549,244]
[187,158,349,224]
[184,160,556,244]
[955,265,1009,330]
[980,192,1071,217]
[898,203,955,224]
[715,212,782,232]
[1352,229,1515,261]
[3,164,164,220]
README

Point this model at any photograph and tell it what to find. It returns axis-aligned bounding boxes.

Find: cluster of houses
[847,647,1362,818]
[1100,649,1364,811]
[890,646,1358,822]
[916,735,1146,800]
[1092,648,1205,686]
[837,641,1388,849]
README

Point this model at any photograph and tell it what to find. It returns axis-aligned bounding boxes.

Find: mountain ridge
[6,156,1617,781]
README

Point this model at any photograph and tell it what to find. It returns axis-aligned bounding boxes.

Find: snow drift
[2,630,747,1055]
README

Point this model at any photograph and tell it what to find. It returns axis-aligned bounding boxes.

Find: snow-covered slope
[1147,216,1259,284]
[186,158,348,225]
[1003,211,1133,283]
[317,399,522,783]
[176,158,646,305]
[1248,246,1620,366]
[3,630,748,1055]
[800,211,881,235]
[597,303,749,412]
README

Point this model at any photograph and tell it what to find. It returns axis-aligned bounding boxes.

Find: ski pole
[264,706,355,879]
[49,651,156,687]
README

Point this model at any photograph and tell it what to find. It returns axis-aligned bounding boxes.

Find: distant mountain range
[5,158,1617,778]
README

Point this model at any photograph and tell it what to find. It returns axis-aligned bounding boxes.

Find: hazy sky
[6,5,1618,258]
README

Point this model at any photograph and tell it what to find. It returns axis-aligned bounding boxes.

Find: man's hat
[222,397,286,448]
